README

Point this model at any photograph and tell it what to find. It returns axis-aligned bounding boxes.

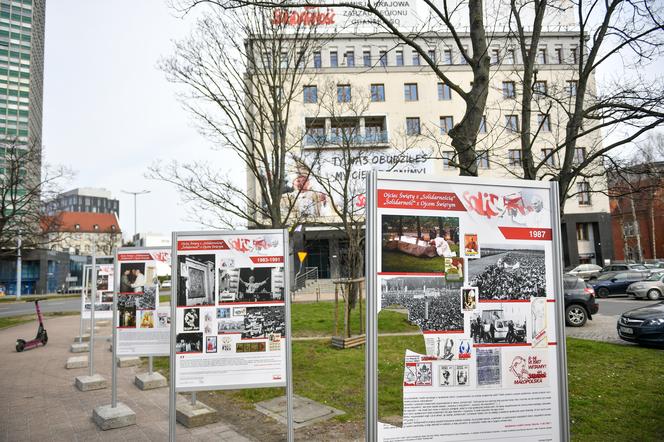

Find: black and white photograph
[461,287,477,311]
[182,307,200,332]
[242,306,285,339]
[97,274,110,291]
[85,302,112,311]
[440,365,454,386]
[206,336,217,353]
[136,286,157,310]
[468,244,546,300]
[177,254,216,307]
[416,362,432,386]
[235,267,284,302]
[175,332,203,353]
[117,293,136,327]
[382,215,460,274]
[456,365,470,386]
[120,262,147,293]
[218,318,245,334]
[477,348,501,387]
[381,276,463,332]
[470,305,528,344]
[157,312,170,328]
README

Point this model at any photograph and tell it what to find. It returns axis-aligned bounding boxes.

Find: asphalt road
[0,297,81,318]
[595,297,661,316]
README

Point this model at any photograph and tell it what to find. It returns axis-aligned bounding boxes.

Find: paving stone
[75,374,108,391]
[92,402,136,430]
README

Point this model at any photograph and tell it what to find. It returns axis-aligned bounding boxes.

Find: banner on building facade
[81,263,114,319]
[114,247,171,357]
[365,172,569,441]
[171,230,291,391]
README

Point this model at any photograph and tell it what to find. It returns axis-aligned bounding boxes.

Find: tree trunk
[630,196,643,262]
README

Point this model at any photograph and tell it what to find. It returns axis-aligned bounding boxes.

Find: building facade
[47,211,122,256]
[45,187,120,216]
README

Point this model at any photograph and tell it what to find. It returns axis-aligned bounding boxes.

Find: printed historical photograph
[206,336,217,353]
[461,287,478,311]
[242,306,285,339]
[136,286,157,310]
[175,332,203,354]
[381,276,463,332]
[477,348,501,387]
[182,307,200,332]
[381,215,460,273]
[440,365,454,386]
[117,294,136,327]
[177,254,216,307]
[470,304,528,344]
[468,244,546,300]
[464,233,479,258]
[237,267,285,302]
[120,262,147,293]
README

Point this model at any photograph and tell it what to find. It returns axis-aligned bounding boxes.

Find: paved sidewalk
[564,313,633,345]
[0,316,256,441]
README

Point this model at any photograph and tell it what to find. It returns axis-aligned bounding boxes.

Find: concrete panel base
[176,400,219,428]
[70,342,89,353]
[255,394,345,429]
[75,374,107,391]
[65,356,88,369]
[93,402,136,430]
[135,372,167,390]
[117,357,141,368]
[73,334,90,343]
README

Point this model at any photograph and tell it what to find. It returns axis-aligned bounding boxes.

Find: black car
[590,271,646,298]
[617,302,664,346]
[564,275,599,327]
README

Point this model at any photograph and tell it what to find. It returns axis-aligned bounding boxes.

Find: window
[440,116,454,134]
[404,83,418,101]
[508,149,522,166]
[537,114,551,132]
[412,51,420,66]
[541,148,556,166]
[479,115,487,133]
[345,50,355,67]
[74,224,80,231]
[337,84,351,103]
[313,51,321,68]
[574,147,586,164]
[363,50,371,67]
[623,221,636,236]
[442,49,452,65]
[477,150,490,169]
[370,84,385,102]
[537,48,547,64]
[280,52,288,68]
[506,115,519,132]
[459,46,468,64]
[396,50,404,66]
[379,50,387,67]
[576,223,589,240]
[577,181,591,205]
[570,46,578,63]
[503,81,516,98]
[442,151,455,169]
[438,82,452,100]
[491,49,500,65]
[533,81,547,96]
[505,49,515,64]
[330,51,338,67]
[303,85,317,103]
[428,49,436,62]
[567,80,578,97]
[406,117,421,135]
[555,47,563,64]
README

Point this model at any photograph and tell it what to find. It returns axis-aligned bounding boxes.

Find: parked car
[601,263,650,277]
[590,271,646,298]
[617,301,664,346]
[564,275,598,326]
[161,279,171,289]
[567,264,602,281]
[626,273,664,300]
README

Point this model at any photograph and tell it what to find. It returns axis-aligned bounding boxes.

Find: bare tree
[0,140,71,256]
[150,6,323,229]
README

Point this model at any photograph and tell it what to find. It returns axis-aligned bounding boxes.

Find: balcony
[304,116,388,147]
[304,131,388,146]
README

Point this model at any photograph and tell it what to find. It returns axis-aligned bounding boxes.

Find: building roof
[45,211,122,233]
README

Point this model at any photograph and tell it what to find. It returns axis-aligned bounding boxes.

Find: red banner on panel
[118,253,153,261]
[499,226,552,240]
[377,189,466,211]
[249,256,284,264]
[177,240,230,251]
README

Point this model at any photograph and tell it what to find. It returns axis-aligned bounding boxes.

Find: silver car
[626,273,664,300]
[567,264,602,281]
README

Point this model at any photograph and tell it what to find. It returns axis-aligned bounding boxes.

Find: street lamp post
[16,230,21,299]
[121,190,151,240]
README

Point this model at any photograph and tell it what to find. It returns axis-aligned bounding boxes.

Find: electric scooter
[15,298,48,352]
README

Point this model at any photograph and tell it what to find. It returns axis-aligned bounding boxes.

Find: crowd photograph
[242,306,285,339]
[468,245,546,300]
[381,215,460,273]
[175,332,203,353]
[381,276,463,332]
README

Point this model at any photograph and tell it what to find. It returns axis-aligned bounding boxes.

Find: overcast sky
[43,0,215,240]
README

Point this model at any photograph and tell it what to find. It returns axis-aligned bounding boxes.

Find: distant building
[132,232,170,248]
[45,187,120,217]
[609,162,664,262]
[47,211,122,256]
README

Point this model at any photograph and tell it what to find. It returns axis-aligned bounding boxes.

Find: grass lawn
[0,311,78,330]
[0,294,80,303]
[159,294,170,304]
